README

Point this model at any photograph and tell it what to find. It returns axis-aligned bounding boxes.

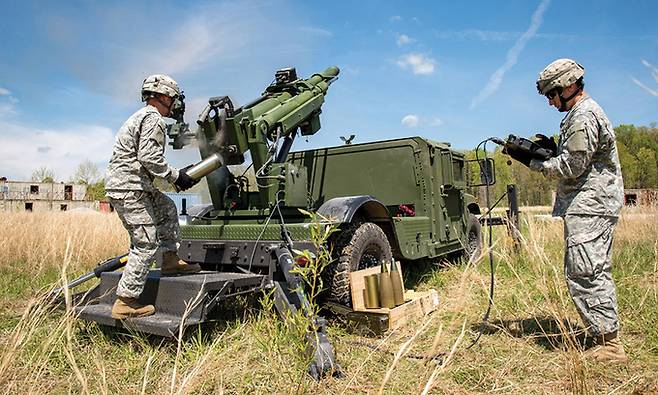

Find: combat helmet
[141,74,181,102]
[536,59,584,96]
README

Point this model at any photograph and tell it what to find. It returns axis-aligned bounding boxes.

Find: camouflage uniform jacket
[532,95,624,217]
[106,105,179,192]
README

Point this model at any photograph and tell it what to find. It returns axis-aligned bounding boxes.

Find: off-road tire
[464,213,483,261]
[325,222,393,306]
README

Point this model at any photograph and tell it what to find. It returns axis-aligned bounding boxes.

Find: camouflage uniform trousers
[563,214,620,337]
[108,190,180,299]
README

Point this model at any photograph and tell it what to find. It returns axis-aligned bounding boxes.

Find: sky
[0,0,657,181]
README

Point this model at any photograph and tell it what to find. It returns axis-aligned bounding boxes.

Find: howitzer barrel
[307,66,339,86]
[184,66,339,182]
[257,66,339,135]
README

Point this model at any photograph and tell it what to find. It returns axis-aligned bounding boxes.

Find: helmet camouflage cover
[141,74,181,101]
[536,59,585,95]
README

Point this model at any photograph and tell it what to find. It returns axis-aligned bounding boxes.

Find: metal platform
[75,270,267,337]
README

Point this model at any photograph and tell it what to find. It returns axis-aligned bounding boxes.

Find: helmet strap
[151,94,175,116]
[558,86,582,111]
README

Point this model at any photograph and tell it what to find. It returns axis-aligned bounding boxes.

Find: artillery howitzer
[69,65,486,380]
[72,66,342,379]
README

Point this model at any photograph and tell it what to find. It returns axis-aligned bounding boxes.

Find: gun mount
[169,66,339,209]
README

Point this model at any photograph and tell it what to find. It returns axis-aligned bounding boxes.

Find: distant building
[624,188,658,206]
[0,180,100,212]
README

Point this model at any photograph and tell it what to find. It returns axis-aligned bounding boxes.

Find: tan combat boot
[583,332,628,363]
[161,251,201,275]
[111,296,155,319]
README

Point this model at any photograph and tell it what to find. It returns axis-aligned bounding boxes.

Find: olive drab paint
[287,137,480,261]
[171,66,481,289]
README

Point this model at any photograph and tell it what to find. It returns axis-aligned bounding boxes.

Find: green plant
[290,209,339,311]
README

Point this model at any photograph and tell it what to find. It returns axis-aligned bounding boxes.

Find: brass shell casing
[378,272,395,309]
[390,271,405,306]
[365,274,380,308]
[186,153,223,180]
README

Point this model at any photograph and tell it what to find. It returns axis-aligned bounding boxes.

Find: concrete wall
[0,199,99,212]
[624,189,658,206]
[0,181,86,201]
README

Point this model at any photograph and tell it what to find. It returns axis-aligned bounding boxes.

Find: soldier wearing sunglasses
[532,59,626,362]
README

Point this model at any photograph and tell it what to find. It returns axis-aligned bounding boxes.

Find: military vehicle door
[433,148,467,243]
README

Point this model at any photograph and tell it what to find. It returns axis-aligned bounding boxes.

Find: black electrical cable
[245,188,295,273]
[342,339,446,363]
[274,191,294,250]
[245,196,283,273]
[465,138,499,350]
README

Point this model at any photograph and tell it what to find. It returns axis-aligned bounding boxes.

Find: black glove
[174,165,199,191]
[532,134,557,157]
[502,144,532,167]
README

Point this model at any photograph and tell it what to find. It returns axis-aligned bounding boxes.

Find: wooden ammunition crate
[341,265,440,332]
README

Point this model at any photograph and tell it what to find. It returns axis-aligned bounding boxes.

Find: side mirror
[466,158,496,187]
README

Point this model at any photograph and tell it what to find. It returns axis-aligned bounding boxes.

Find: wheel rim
[358,244,383,270]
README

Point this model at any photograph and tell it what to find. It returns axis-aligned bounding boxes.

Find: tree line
[464,124,658,206]
[27,124,657,206]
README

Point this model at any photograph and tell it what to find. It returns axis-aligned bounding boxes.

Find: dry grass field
[0,206,656,394]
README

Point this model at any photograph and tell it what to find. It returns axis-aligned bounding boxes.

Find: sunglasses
[545,88,562,99]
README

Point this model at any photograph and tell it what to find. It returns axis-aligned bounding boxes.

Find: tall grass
[0,206,656,394]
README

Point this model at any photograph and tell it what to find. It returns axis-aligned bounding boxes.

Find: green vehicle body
[178,138,480,282]
[173,66,482,304]
[288,137,481,260]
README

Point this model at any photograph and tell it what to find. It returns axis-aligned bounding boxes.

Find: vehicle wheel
[464,214,483,261]
[325,222,393,306]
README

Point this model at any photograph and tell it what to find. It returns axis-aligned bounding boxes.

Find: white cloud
[396,33,413,46]
[435,29,572,42]
[0,120,115,180]
[396,53,437,75]
[430,117,443,127]
[299,26,333,37]
[401,114,419,127]
[632,78,658,97]
[640,59,658,82]
[633,59,658,97]
[470,0,551,109]
[106,17,231,104]
[0,103,17,117]
[641,59,658,73]
[0,91,18,118]
[390,15,402,22]
[53,2,305,106]
[435,29,518,42]
[0,2,328,181]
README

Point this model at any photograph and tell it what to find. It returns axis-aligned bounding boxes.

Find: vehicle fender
[317,195,389,223]
[317,196,401,257]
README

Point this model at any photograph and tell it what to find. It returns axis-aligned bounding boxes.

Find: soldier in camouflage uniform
[530,59,626,362]
[106,74,201,319]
